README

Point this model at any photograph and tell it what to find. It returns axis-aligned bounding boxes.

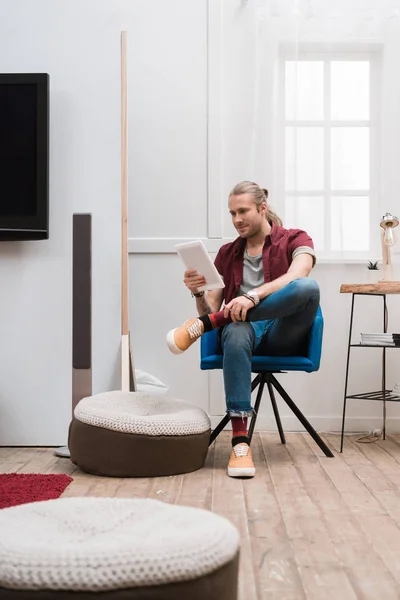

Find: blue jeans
[220,278,320,417]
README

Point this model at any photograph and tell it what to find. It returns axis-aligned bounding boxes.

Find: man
[166,181,319,478]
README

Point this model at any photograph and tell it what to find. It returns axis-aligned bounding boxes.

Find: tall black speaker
[72,213,92,412]
[55,213,92,457]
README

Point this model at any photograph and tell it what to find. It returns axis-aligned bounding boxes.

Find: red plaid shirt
[214,223,315,304]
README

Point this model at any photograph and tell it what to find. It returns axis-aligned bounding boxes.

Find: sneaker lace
[187,320,202,340]
[233,444,249,458]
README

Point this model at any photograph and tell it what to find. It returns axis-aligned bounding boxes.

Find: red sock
[231,417,248,438]
[209,309,233,329]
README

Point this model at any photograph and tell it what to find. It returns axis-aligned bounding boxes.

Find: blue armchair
[200,306,333,457]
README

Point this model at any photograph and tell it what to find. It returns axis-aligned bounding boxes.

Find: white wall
[0,0,399,445]
[128,0,400,434]
[0,0,124,444]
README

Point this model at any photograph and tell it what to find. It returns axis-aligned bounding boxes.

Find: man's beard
[241,223,262,239]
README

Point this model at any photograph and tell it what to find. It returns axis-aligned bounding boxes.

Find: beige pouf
[68,391,211,477]
[0,497,240,600]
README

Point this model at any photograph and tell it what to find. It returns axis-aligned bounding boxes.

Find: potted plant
[366,260,380,283]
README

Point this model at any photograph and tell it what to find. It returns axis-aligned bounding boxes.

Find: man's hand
[223,296,255,323]
[184,269,206,294]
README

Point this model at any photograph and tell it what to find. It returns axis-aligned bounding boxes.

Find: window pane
[331,128,369,190]
[285,196,324,251]
[285,61,324,120]
[331,61,369,120]
[286,127,324,191]
[330,196,369,251]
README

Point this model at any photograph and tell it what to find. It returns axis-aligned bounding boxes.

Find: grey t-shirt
[237,245,316,297]
[238,250,264,296]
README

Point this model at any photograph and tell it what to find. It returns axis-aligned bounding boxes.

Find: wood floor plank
[261,433,358,600]
[342,437,400,518]
[0,463,22,474]
[0,448,38,473]
[325,434,400,518]
[114,476,153,499]
[0,447,45,473]
[5,437,400,599]
[376,435,400,465]
[174,440,215,510]
[146,473,184,504]
[355,437,400,482]
[60,471,95,497]
[14,448,57,473]
[308,435,386,515]
[212,432,257,600]
[244,434,306,600]
[0,447,26,462]
[290,433,400,599]
[82,475,125,498]
[304,434,400,587]
[45,456,78,476]
[388,434,400,448]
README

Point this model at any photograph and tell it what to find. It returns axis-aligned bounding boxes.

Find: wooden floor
[2,432,400,599]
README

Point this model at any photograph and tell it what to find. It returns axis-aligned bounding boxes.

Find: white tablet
[175,240,225,292]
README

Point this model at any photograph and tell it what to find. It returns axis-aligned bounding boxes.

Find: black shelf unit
[340,292,399,451]
[347,390,400,402]
[350,344,400,348]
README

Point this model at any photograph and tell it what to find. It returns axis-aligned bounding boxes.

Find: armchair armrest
[200,327,219,358]
[200,304,323,371]
[307,305,323,370]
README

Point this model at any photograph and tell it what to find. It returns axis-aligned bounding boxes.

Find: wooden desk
[339,282,400,452]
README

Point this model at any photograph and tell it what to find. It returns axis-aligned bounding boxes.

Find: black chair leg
[266,378,286,444]
[270,374,334,458]
[208,372,333,457]
[251,373,262,392]
[210,373,265,445]
[209,412,230,445]
[248,376,265,444]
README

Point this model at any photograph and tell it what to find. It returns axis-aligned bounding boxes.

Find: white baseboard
[210,414,400,433]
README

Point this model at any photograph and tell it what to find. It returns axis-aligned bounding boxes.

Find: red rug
[0,474,73,509]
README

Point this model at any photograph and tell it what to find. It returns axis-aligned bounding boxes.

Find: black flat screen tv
[0,73,49,241]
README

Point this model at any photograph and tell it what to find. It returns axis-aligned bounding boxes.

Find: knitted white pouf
[0,497,240,600]
[74,391,211,436]
[68,391,212,477]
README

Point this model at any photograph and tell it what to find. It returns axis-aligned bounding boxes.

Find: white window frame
[278,44,382,263]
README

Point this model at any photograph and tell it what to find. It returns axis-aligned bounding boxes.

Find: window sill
[316,257,379,265]
[128,237,380,265]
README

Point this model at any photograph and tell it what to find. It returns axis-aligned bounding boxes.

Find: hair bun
[262,188,269,199]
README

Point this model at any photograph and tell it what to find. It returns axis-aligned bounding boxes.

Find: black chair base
[209,372,333,458]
